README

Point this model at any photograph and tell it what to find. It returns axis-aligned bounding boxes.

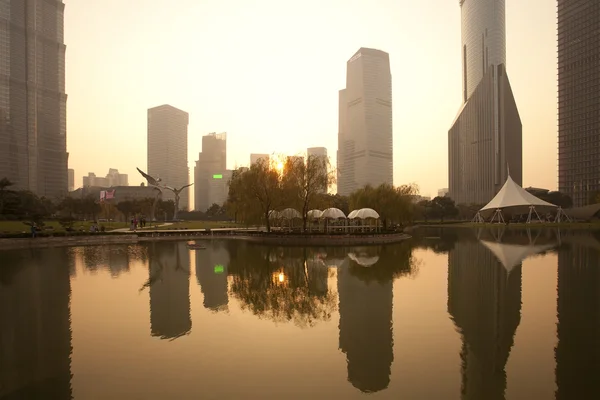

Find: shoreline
[0,232,412,251]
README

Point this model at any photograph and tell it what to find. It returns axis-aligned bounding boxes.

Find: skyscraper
[557,0,600,207]
[68,169,74,192]
[147,105,189,209]
[337,48,393,196]
[0,1,68,198]
[194,132,227,212]
[448,0,522,205]
[307,147,328,194]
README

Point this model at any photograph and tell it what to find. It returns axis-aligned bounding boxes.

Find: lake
[0,227,598,400]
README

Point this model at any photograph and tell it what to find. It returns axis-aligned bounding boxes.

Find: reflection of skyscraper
[337,263,393,393]
[0,249,72,398]
[447,240,522,399]
[149,242,192,339]
[555,240,600,399]
[196,242,229,311]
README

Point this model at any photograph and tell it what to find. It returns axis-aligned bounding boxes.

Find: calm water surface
[0,228,599,400]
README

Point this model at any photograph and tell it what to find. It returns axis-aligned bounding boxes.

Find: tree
[206,203,224,217]
[429,196,459,222]
[349,183,418,228]
[226,159,282,232]
[281,155,334,231]
[0,177,15,215]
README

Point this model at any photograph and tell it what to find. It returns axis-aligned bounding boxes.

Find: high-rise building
[68,169,75,192]
[448,0,522,205]
[557,0,600,207]
[337,48,393,196]
[0,1,68,199]
[147,105,189,210]
[250,153,270,166]
[307,147,328,194]
[194,133,227,212]
[82,168,128,188]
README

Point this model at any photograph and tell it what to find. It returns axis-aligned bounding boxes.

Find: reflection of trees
[80,245,148,277]
[228,244,337,328]
[145,242,192,340]
[555,235,600,400]
[346,242,417,283]
[0,248,73,398]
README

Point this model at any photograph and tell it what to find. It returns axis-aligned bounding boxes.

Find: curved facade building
[449,0,521,205]
[460,0,506,102]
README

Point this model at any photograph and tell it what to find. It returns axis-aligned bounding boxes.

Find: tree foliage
[348,183,419,228]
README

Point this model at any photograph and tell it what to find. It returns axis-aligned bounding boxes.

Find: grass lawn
[0,220,129,234]
[151,221,244,230]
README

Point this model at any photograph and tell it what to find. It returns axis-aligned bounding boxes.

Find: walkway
[110,222,173,233]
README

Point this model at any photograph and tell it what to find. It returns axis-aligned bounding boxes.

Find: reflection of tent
[347,253,380,267]
[348,208,380,220]
[476,175,558,223]
[479,239,557,273]
[321,208,346,219]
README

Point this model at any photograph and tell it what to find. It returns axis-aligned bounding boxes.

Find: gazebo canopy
[479,175,558,217]
[307,209,323,220]
[279,208,302,219]
[268,210,279,219]
[348,208,380,220]
[321,207,346,219]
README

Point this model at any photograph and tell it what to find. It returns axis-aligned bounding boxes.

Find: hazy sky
[65,0,557,199]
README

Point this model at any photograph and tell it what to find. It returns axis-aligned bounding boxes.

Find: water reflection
[555,231,600,400]
[79,245,148,277]
[145,242,191,340]
[195,241,229,312]
[228,244,337,328]
[0,249,73,399]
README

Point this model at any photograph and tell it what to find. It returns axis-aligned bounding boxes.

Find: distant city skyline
[63,0,559,200]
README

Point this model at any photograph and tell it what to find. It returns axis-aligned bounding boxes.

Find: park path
[110,222,173,233]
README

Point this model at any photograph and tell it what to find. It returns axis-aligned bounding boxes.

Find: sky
[65,0,558,201]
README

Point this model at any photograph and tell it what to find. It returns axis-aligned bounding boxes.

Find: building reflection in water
[337,243,413,393]
[0,248,73,399]
[146,242,192,340]
[195,241,229,312]
[555,232,600,400]
[447,229,557,400]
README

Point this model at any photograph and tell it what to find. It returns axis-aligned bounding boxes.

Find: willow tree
[349,183,419,228]
[281,154,334,232]
[226,159,282,232]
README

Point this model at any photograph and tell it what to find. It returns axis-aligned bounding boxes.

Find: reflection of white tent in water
[347,253,380,267]
[474,174,569,223]
[479,239,557,274]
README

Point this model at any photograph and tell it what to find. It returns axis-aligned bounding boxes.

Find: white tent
[279,208,302,219]
[307,209,323,220]
[479,239,557,274]
[348,208,380,220]
[477,175,558,223]
[321,208,346,219]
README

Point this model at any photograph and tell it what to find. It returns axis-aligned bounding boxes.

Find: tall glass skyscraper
[448,0,521,205]
[0,0,68,198]
[147,105,190,209]
[557,0,600,207]
[337,48,393,196]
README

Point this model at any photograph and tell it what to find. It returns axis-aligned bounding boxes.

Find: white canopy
[479,175,558,216]
[307,209,323,220]
[348,208,380,220]
[479,239,557,273]
[347,252,380,267]
[268,210,279,219]
[321,207,346,219]
[279,208,302,219]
